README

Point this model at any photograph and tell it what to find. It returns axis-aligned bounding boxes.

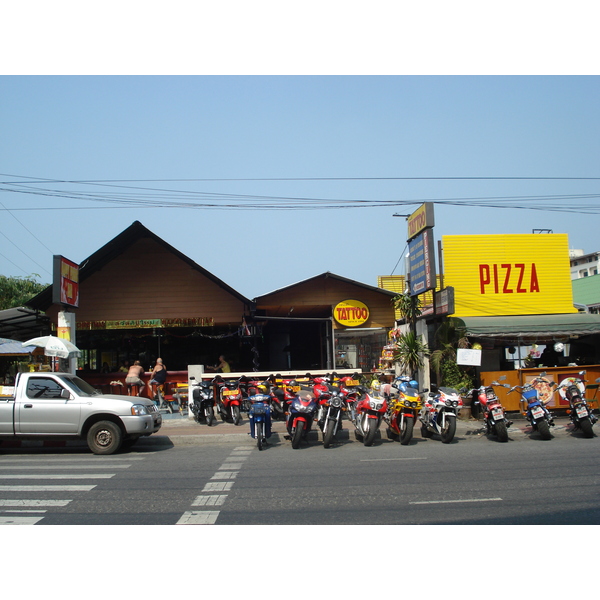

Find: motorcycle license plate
[252,406,266,415]
[289,386,301,392]
[492,408,504,419]
[576,406,588,418]
[223,389,240,396]
[346,380,360,386]
[531,406,544,420]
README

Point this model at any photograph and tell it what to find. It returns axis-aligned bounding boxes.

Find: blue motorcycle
[247,393,272,451]
[509,375,554,440]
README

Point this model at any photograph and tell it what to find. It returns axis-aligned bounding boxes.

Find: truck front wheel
[87,421,123,455]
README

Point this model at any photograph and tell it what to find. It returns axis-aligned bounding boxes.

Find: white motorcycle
[419,386,463,443]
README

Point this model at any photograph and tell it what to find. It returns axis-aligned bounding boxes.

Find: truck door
[17,376,82,434]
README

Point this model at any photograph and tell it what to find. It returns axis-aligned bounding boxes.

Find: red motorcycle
[214,376,244,425]
[348,380,388,446]
[470,378,512,442]
[269,374,301,420]
[313,374,346,448]
[285,385,318,449]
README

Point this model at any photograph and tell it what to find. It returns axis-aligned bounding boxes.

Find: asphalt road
[0,419,598,525]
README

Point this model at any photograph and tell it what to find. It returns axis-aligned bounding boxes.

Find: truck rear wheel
[87,421,123,455]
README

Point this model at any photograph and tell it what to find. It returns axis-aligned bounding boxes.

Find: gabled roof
[27,221,252,311]
[255,271,398,301]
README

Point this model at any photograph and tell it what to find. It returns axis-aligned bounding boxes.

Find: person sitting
[125,361,145,396]
[148,358,168,397]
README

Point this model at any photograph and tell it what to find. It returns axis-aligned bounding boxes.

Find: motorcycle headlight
[331,397,342,408]
[370,399,383,410]
[131,404,149,416]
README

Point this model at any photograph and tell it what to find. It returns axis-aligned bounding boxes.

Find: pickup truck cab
[0,371,162,454]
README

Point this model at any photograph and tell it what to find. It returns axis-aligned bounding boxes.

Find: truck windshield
[62,376,102,397]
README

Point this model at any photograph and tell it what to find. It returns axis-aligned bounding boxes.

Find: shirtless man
[125,360,145,396]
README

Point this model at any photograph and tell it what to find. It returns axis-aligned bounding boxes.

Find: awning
[0,307,50,341]
[454,313,600,339]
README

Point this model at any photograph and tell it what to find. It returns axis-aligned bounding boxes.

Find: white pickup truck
[0,371,162,454]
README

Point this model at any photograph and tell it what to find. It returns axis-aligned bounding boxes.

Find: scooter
[215,376,244,425]
[348,381,387,446]
[314,375,346,448]
[556,371,597,438]
[470,378,513,442]
[386,375,421,445]
[189,377,216,426]
[247,391,272,450]
[508,373,555,440]
[419,386,463,443]
[285,387,318,449]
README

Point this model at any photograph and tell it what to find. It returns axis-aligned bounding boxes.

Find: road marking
[0,474,114,480]
[192,495,228,506]
[0,499,72,507]
[0,457,147,462]
[211,471,238,480]
[409,497,503,505]
[202,481,234,492]
[220,462,244,469]
[176,511,220,525]
[0,465,131,470]
[0,515,45,525]
[0,485,96,492]
[1,509,46,513]
[360,457,428,462]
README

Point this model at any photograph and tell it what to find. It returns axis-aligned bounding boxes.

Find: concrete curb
[0,416,590,450]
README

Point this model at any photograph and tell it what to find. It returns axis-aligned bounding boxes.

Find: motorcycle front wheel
[256,421,264,450]
[536,419,552,440]
[292,423,304,449]
[232,404,242,426]
[440,417,456,444]
[579,417,594,438]
[364,418,378,446]
[400,416,414,445]
[205,406,215,427]
[323,417,338,448]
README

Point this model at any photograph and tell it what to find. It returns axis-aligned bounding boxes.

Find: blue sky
[1,75,598,299]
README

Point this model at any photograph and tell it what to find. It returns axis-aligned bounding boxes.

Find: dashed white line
[210,471,238,480]
[409,497,503,505]
[192,495,228,506]
[202,481,234,493]
[176,511,220,525]
[0,474,114,480]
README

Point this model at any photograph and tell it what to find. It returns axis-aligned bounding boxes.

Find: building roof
[572,273,600,308]
[27,221,253,312]
[255,271,398,301]
[0,307,50,341]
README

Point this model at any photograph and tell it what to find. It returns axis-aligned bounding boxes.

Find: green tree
[429,317,474,389]
[0,275,47,310]
[394,330,430,379]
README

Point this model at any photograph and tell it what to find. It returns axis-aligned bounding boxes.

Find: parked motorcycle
[508,373,555,440]
[190,376,216,426]
[348,380,387,446]
[386,375,421,445]
[285,386,318,449]
[419,386,463,443]
[269,374,301,420]
[469,377,513,442]
[214,376,244,425]
[313,375,346,448]
[247,391,272,450]
[555,371,597,438]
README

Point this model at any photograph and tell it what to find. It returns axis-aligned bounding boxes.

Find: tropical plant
[394,330,430,379]
[392,292,422,330]
[0,275,47,310]
[430,317,474,389]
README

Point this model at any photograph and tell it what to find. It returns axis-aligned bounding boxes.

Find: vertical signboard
[408,228,436,296]
[52,255,79,308]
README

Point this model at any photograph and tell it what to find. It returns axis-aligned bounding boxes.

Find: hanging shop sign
[408,228,437,296]
[77,317,215,330]
[407,202,435,241]
[333,300,370,327]
[52,255,79,308]
[442,233,577,317]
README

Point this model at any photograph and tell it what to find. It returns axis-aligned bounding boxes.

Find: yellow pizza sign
[442,234,577,317]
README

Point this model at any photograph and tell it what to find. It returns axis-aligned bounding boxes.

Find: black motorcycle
[556,371,597,438]
[190,377,216,426]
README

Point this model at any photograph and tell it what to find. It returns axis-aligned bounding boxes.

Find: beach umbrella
[21,335,81,359]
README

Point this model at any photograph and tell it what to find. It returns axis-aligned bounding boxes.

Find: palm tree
[429,317,473,389]
[394,330,430,379]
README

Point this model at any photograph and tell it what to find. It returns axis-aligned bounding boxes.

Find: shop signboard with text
[408,229,436,296]
[334,299,370,327]
[442,233,577,317]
